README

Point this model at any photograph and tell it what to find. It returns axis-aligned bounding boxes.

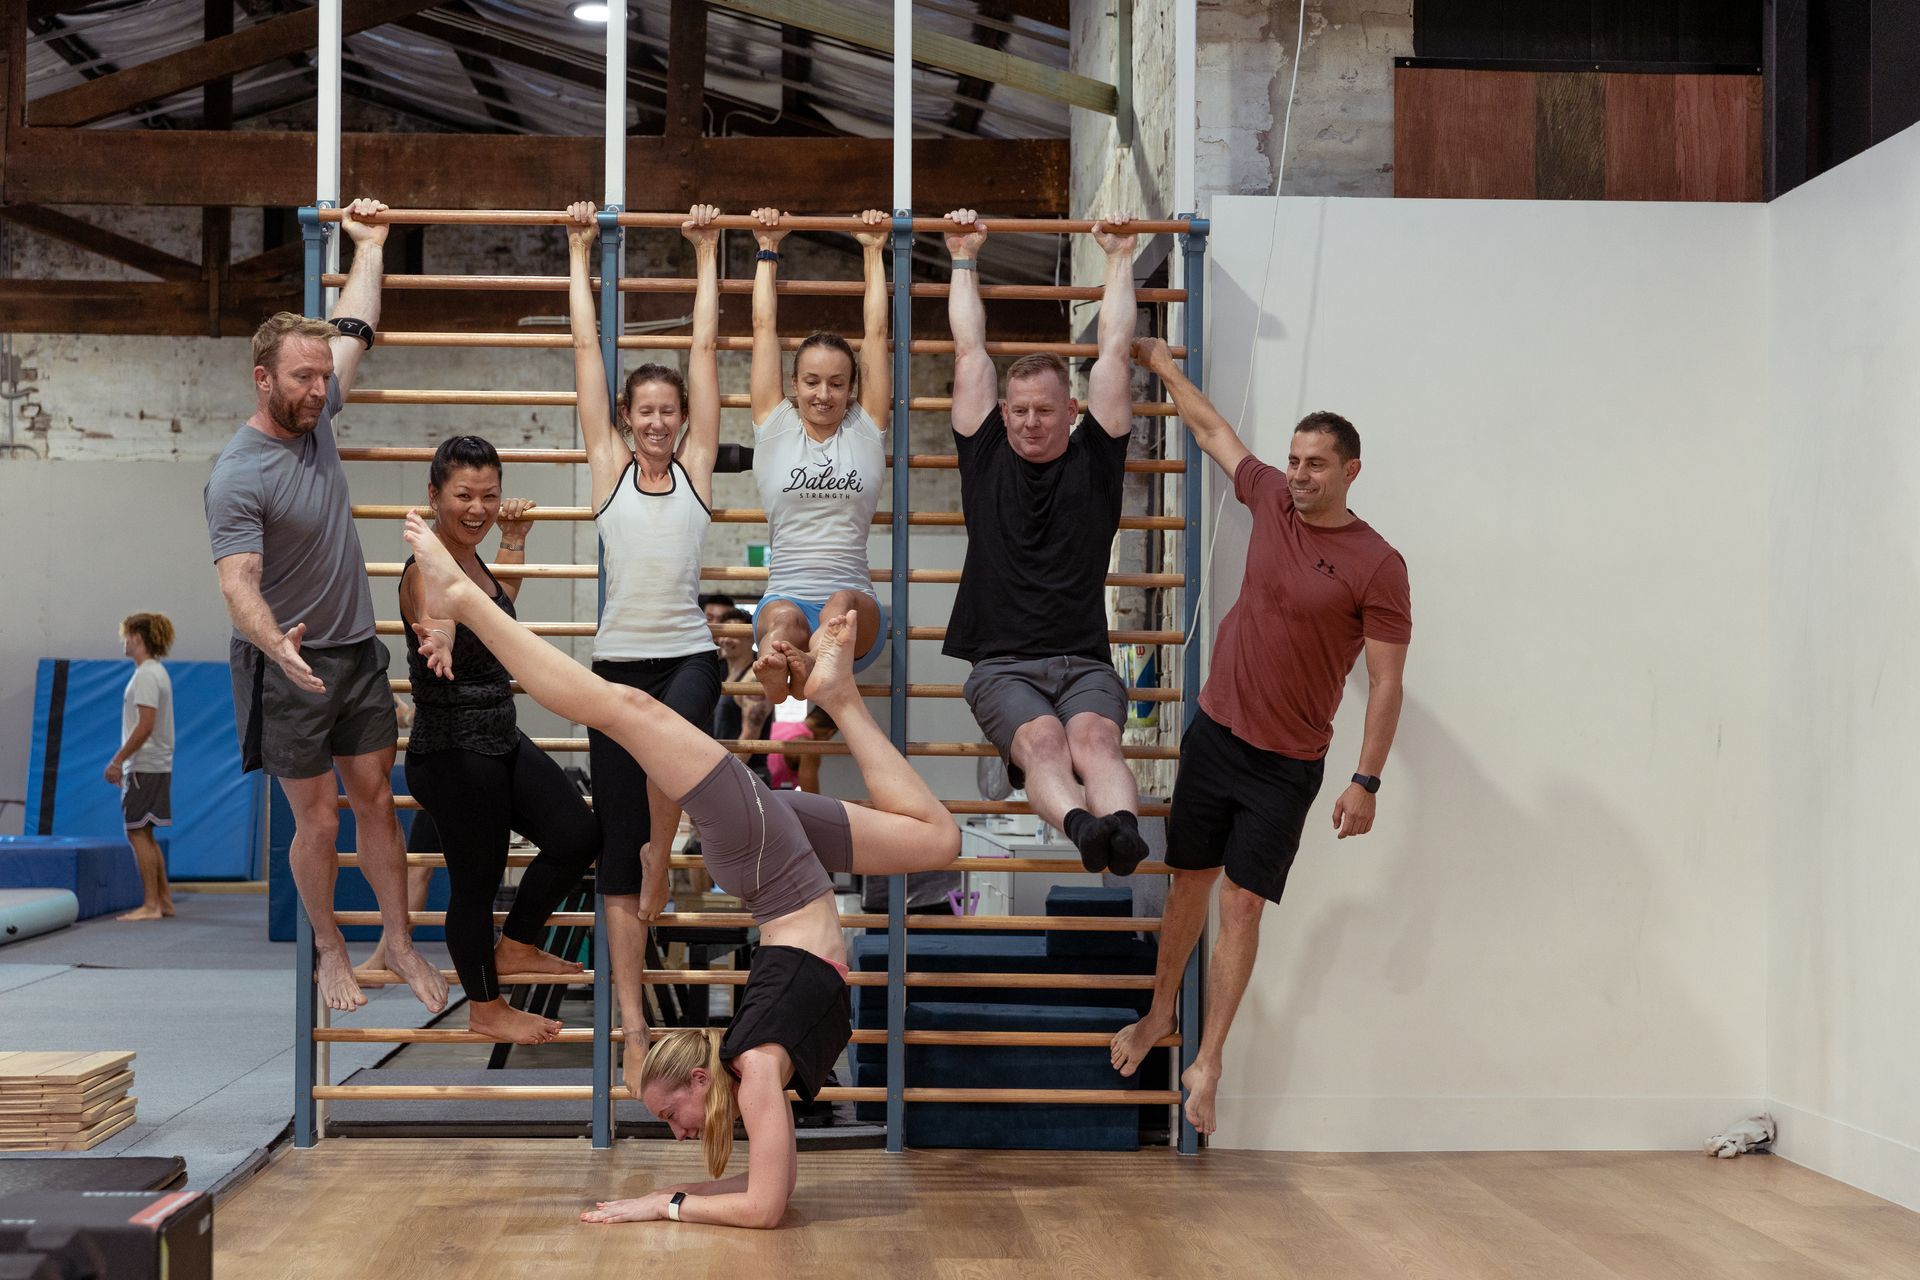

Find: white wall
[1205,194,1772,1149]
[1765,123,1920,1209]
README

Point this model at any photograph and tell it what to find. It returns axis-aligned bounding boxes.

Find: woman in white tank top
[566,201,725,1085]
[745,206,893,705]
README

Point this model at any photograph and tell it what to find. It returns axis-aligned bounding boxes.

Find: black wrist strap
[332,316,375,349]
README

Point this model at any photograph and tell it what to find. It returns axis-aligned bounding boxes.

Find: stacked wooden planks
[0,1052,137,1151]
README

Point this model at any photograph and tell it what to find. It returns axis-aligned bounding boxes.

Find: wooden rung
[334,911,1159,932]
[848,1031,1179,1048]
[339,796,1175,818]
[350,969,595,987]
[352,504,1188,531]
[374,620,1186,646]
[375,333,1188,360]
[315,210,1195,234]
[639,971,1154,990]
[314,1028,599,1044]
[362,562,1185,589]
[345,389,1177,416]
[389,734,1181,759]
[311,1084,593,1100]
[339,447,1186,474]
[325,272,1187,304]
[386,677,1182,703]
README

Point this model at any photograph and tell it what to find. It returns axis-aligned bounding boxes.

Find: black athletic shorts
[1165,708,1325,903]
[720,945,851,1103]
[230,636,398,778]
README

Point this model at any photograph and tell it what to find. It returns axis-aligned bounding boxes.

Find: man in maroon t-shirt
[1111,338,1413,1137]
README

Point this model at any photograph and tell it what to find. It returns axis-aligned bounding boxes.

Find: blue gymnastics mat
[22,658,265,881]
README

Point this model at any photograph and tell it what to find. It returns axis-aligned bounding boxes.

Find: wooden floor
[214,1140,1920,1279]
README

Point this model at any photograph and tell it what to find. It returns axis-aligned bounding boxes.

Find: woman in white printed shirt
[745,206,892,703]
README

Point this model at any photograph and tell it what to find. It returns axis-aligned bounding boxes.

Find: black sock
[1106,810,1148,876]
[1064,808,1110,873]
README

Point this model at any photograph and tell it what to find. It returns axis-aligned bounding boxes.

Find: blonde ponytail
[637,1027,738,1178]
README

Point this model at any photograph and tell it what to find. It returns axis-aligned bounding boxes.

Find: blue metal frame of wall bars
[884,210,915,1151]
[1177,216,1210,1156]
[592,206,625,1150]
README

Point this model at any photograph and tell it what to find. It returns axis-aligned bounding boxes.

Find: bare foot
[386,943,451,1014]
[795,609,857,712]
[620,1027,651,1097]
[783,647,816,701]
[116,905,165,922]
[356,942,391,977]
[159,899,176,917]
[1180,1059,1220,1136]
[495,936,584,978]
[316,946,369,1012]
[469,998,562,1045]
[402,508,477,621]
[753,647,792,706]
[1109,1007,1175,1077]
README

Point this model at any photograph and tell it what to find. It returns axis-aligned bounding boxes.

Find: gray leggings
[678,756,853,925]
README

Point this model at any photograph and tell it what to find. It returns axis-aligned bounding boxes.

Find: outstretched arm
[329,197,388,395]
[492,500,534,604]
[679,204,723,501]
[1131,336,1251,478]
[749,208,790,424]
[217,554,324,693]
[853,209,893,428]
[1085,215,1138,436]
[943,209,996,436]
[565,201,629,504]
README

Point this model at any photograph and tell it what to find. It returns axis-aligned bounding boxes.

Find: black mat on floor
[322,1069,884,1146]
[0,1156,186,1195]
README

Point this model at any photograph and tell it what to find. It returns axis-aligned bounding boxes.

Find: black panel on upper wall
[1415,0,1762,67]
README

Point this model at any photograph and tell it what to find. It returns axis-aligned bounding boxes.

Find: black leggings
[404,732,600,1002]
[588,651,722,896]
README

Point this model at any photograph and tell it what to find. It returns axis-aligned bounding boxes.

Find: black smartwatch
[667,1190,688,1221]
[755,249,781,262]
[1351,773,1381,794]
[332,316,375,349]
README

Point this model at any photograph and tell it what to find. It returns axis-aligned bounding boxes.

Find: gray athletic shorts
[122,770,171,829]
[678,755,854,926]
[961,654,1127,789]
[230,635,399,779]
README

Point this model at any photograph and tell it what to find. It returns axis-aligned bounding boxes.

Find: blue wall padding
[0,836,142,919]
[1045,886,1145,960]
[23,658,265,880]
[266,769,447,943]
[0,888,80,945]
[852,1002,1143,1148]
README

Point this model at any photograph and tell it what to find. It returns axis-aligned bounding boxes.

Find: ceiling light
[569,2,611,22]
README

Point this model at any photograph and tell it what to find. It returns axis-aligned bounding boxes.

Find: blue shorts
[758,592,890,674]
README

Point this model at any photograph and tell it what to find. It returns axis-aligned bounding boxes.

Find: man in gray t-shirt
[203,197,447,1018]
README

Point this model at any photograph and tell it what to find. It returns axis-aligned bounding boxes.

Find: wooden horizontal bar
[344,797,1174,818]
[322,273,1187,303]
[338,447,1186,474]
[390,733,1181,758]
[387,678,1182,702]
[849,1031,1179,1048]
[312,1084,593,1100]
[350,970,595,987]
[314,1028,600,1045]
[373,620,1186,645]
[638,970,1156,990]
[362,562,1183,589]
[343,389,1177,416]
[336,910,1160,932]
[314,209,1192,234]
[375,332,1186,359]
[353,504,1188,530]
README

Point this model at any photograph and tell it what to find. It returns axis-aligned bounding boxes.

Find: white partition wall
[1766,124,1920,1210]
[1204,195,1773,1151]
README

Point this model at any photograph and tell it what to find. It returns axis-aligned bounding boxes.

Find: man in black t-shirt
[941,208,1149,875]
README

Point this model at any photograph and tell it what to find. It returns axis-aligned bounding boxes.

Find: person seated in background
[767,705,837,793]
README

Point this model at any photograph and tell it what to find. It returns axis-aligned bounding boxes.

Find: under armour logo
[1313,558,1337,579]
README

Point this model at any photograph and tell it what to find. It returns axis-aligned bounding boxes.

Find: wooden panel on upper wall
[1396,65,1763,202]
[1394,68,1538,199]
